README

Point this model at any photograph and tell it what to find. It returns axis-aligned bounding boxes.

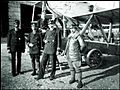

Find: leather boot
[77,80,83,88]
[69,70,75,84]
[76,72,83,88]
[31,60,36,76]
[36,61,40,75]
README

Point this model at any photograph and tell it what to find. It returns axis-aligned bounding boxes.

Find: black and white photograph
[1,1,120,89]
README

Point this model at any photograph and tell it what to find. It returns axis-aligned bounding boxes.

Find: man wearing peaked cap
[27,20,42,76]
[7,19,25,76]
[35,19,61,80]
[61,23,86,88]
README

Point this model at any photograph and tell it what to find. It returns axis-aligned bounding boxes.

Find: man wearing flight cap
[61,24,86,88]
[35,19,61,80]
[27,21,42,76]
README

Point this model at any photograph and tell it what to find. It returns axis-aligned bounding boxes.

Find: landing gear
[86,49,103,69]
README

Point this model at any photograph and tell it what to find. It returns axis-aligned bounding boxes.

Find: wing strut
[94,15,108,43]
[74,14,94,39]
[107,22,113,43]
[80,14,94,35]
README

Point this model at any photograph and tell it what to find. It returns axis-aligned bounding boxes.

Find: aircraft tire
[86,48,103,69]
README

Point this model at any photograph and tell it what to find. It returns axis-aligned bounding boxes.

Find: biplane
[31,1,120,69]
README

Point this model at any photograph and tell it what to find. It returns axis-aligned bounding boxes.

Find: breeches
[68,60,81,73]
[30,54,40,63]
[38,53,56,77]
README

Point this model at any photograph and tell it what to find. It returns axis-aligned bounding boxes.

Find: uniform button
[19,38,21,40]
[52,40,54,42]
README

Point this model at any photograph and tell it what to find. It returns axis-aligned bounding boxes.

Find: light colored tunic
[65,31,86,72]
[68,36,81,61]
[66,32,82,62]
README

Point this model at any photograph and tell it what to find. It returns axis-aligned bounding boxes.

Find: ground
[1,41,120,89]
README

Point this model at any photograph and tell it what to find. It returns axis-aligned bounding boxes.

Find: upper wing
[73,8,119,24]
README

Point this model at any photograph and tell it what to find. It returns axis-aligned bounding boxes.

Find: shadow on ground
[83,55,120,85]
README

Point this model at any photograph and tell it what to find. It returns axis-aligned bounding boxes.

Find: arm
[39,31,42,49]
[77,35,86,53]
[26,33,30,47]
[7,30,11,52]
[64,39,69,55]
[63,35,70,55]
[22,32,25,52]
[43,31,47,43]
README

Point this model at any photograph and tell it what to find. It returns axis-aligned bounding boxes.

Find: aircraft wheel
[86,49,103,69]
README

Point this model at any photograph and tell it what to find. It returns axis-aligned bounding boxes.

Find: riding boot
[31,60,36,76]
[69,70,75,84]
[76,72,83,88]
[36,61,40,74]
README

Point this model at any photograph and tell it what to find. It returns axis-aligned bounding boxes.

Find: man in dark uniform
[27,21,42,76]
[7,20,25,76]
[35,20,61,80]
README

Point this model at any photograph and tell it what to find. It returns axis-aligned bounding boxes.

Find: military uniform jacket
[43,29,61,54]
[27,31,42,54]
[7,28,25,52]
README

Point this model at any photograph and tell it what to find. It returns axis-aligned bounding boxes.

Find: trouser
[30,54,40,73]
[68,60,82,81]
[11,51,21,75]
[38,53,56,78]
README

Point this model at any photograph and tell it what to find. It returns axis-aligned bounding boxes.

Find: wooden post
[88,24,94,40]
[41,1,47,21]
[32,5,35,21]
[107,22,113,43]
[63,16,66,37]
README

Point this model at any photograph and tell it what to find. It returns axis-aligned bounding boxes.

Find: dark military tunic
[43,29,60,54]
[7,28,25,75]
[7,29,25,52]
[27,31,42,54]
[37,28,61,79]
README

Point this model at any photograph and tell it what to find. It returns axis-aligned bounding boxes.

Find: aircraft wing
[73,8,119,24]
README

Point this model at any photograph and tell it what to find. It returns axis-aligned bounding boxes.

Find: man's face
[48,24,55,30]
[14,22,19,28]
[31,24,37,30]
